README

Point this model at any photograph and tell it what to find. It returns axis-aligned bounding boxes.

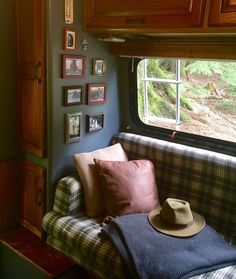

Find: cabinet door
[0,160,16,229]
[18,160,46,238]
[84,0,206,31]
[209,0,236,26]
[15,0,46,157]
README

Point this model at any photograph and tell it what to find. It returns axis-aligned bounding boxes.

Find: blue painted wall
[46,0,121,207]
[0,0,121,210]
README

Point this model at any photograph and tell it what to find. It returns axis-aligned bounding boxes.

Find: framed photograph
[62,54,85,79]
[64,86,83,106]
[87,83,107,105]
[65,112,82,143]
[92,59,106,76]
[64,28,77,50]
[86,113,104,132]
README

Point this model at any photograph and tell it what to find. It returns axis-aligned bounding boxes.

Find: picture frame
[86,113,104,132]
[87,83,107,105]
[64,28,77,50]
[65,112,82,143]
[62,54,85,79]
[92,58,106,76]
[64,86,83,106]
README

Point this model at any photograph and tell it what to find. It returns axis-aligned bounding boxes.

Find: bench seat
[43,132,236,278]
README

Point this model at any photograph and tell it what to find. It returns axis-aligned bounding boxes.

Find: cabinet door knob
[35,61,42,84]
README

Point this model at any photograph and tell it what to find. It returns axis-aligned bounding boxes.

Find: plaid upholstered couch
[42,132,236,279]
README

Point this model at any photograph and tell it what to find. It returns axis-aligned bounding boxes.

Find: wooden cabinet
[0,160,16,229]
[15,0,46,158]
[208,0,236,26]
[84,0,207,32]
[84,0,236,35]
[18,160,46,238]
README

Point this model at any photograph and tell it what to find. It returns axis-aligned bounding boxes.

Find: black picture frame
[64,86,83,106]
[86,113,104,132]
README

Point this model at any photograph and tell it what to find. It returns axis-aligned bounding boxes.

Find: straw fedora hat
[148,198,205,237]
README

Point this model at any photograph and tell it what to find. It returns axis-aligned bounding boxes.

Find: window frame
[129,57,236,156]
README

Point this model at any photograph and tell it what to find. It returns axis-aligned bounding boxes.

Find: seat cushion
[42,211,236,279]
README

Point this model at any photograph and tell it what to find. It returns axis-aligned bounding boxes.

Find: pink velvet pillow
[94,159,160,217]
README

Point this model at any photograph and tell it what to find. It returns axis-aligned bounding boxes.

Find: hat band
[160,215,195,229]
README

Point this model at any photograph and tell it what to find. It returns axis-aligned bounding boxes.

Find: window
[131,58,236,155]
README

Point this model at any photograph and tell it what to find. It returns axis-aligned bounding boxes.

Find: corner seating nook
[42,132,236,279]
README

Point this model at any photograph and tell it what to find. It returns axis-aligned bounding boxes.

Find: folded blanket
[102,214,236,279]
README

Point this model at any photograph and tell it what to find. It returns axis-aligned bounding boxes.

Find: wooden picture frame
[64,28,77,50]
[64,86,83,106]
[87,83,107,105]
[65,112,82,143]
[62,54,85,79]
[86,113,104,132]
[92,58,106,76]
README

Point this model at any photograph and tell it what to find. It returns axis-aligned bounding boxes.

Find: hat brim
[148,207,205,238]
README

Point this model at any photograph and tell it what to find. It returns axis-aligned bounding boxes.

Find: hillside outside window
[132,58,236,155]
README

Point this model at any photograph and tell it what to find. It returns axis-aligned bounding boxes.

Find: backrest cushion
[94,159,160,217]
[74,143,128,217]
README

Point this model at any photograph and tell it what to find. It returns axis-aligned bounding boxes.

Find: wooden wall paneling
[208,0,236,26]
[15,0,46,158]
[109,36,236,59]
[84,0,207,32]
[0,160,16,229]
[18,160,46,238]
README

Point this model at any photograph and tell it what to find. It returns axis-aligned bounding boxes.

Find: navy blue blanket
[102,214,236,279]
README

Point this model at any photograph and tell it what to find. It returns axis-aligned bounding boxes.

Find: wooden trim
[208,0,236,26]
[109,36,236,59]
[15,0,46,158]
[0,227,77,277]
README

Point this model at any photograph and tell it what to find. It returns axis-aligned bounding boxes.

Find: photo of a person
[93,59,106,76]
[69,116,80,137]
[65,112,82,143]
[64,28,77,50]
[87,113,104,132]
[67,33,73,47]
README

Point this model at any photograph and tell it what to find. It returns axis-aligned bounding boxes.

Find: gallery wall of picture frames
[62,6,107,143]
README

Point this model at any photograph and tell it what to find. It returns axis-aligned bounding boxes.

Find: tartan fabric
[53,173,84,216]
[43,132,236,279]
[42,211,236,279]
[111,132,236,246]
[42,211,124,279]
